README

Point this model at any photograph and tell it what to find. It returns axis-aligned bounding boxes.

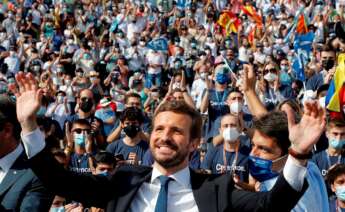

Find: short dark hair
[71,119,91,129]
[326,164,345,185]
[125,92,141,104]
[253,111,290,155]
[327,119,345,130]
[0,95,21,140]
[153,101,202,140]
[120,107,144,124]
[92,151,116,167]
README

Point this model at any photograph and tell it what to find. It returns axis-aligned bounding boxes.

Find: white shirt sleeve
[283,155,307,192]
[20,128,46,159]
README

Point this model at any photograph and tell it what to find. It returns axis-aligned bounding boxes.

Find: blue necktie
[154,176,173,212]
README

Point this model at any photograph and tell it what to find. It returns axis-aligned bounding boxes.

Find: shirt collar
[0,144,23,173]
[151,165,191,189]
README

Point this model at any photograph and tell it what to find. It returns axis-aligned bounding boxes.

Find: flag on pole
[240,5,263,27]
[217,11,241,35]
[296,14,309,34]
[147,37,168,51]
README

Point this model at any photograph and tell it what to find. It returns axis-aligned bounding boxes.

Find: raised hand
[9,72,42,133]
[240,64,256,93]
[284,100,326,154]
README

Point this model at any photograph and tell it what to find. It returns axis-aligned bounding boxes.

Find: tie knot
[158,175,173,186]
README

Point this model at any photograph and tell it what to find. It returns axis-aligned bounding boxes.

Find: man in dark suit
[0,95,53,211]
[14,72,326,212]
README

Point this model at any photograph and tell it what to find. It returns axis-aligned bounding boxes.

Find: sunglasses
[72,128,91,134]
[264,68,277,73]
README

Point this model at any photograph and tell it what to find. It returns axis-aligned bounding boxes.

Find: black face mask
[123,124,140,138]
[322,59,335,70]
[80,100,93,113]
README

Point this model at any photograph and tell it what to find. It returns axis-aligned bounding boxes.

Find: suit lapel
[190,170,218,212]
[113,169,152,212]
[0,155,27,196]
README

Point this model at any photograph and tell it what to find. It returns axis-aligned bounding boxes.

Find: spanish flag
[296,14,309,34]
[241,5,263,27]
[217,11,241,35]
[326,54,345,119]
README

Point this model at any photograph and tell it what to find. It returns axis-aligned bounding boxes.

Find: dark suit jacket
[29,148,308,212]
[0,153,53,211]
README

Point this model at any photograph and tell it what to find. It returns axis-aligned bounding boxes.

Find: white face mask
[264,73,277,82]
[173,82,181,89]
[200,72,207,80]
[222,127,240,143]
[230,101,243,114]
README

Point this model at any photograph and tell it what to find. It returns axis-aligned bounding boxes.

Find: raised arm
[10,72,114,207]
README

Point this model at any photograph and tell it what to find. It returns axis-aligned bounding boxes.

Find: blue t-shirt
[329,197,345,212]
[106,139,149,165]
[142,149,201,170]
[201,143,251,182]
[306,73,324,91]
[311,150,345,177]
[202,89,230,139]
[68,152,92,174]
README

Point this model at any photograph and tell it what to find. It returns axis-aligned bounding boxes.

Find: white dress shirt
[130,166,199,212]
[21,128,307,211]
[0,144,23,183]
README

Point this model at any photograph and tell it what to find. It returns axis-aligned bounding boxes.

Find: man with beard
[14,72,325,211]
[66,88,105,148]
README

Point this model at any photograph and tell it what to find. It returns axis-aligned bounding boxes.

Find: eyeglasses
[264,68,277,73]
[72,128,91,134]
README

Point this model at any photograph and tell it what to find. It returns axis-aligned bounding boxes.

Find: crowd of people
[2,0,345,211]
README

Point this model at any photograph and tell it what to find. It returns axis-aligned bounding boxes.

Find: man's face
[150,111,197,169]
[172,91,184,101]
[95,163,114,175]
[126,97,141,109]
[121,119,140,128]
[251,130,282,160]
[71,123,91,137]
[219,115,240,135]
[226,92,243,106]
[326,126,345,141]
[332,174,345,193]
[79,90,94,104]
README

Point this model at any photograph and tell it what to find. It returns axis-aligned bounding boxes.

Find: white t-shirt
[146,52,165,74]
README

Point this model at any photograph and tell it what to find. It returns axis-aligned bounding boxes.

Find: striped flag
[296,14,309,34]
[217,11,241,35]
[241,5,263,27]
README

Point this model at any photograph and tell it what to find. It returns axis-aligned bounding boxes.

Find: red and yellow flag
[217,11,241,35]
[296,14,309,34]
[241,5,263,27]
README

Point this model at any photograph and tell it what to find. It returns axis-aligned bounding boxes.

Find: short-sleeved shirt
[201,143,251,182]
[311,150,345,177]
[106,139,149,165]
[68,152,92,174]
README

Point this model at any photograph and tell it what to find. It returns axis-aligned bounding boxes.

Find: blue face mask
[329,138,345,150]
[98,171,109,177]
[280,72,291,85]
[174,62,182,69]
[83,53,91,60]
[36,106,47,117]
[50,206,65,212]
[216,73,229,85]
[74,133,86,147]
[336,186,345,201]
[248,155,279,182]
[191,42,197,48]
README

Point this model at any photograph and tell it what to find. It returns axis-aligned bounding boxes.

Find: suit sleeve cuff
[283,155,307,191]
[21,128,46,159]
